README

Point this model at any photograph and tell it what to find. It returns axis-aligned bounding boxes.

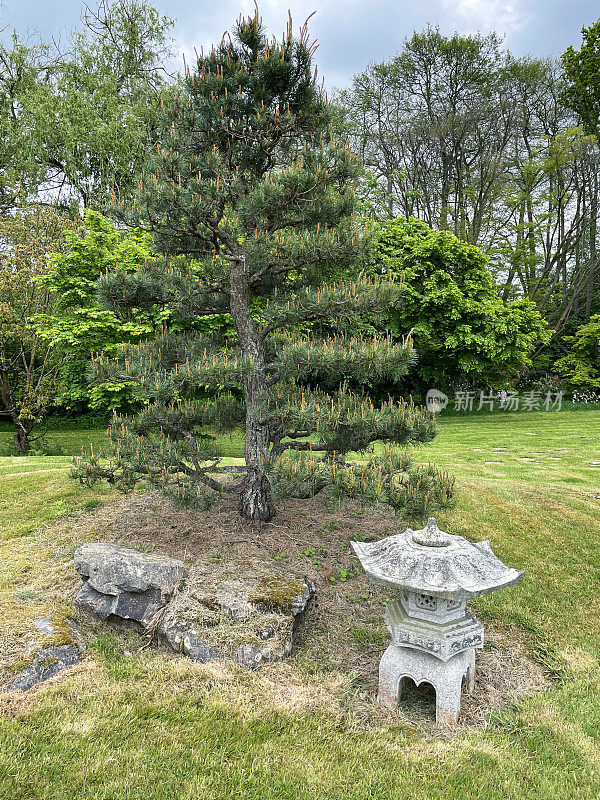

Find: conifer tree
[75,11,454,520]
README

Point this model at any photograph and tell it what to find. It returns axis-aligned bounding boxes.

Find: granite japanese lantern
[352,517,524,725]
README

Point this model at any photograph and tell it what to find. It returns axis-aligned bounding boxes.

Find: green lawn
[1,409,600,799]
[0,417,247,458]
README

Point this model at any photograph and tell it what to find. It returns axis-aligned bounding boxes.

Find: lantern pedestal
[378,643,475,725]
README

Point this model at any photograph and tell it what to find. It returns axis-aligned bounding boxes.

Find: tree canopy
[563,19,600,139]
[339,26,600,338]
[0,208,76,451]
[36,210,157,410]
[555,314,600,390]
[0,0,174,212]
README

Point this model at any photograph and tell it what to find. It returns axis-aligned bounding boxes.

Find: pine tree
[74,11,454,521]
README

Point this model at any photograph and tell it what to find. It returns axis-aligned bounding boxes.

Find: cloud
[167,0,535,86]
[442,0,532,35]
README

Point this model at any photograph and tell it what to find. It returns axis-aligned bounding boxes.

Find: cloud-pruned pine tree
[74,11,454,521]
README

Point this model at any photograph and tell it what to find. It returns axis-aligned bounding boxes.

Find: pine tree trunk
[230,257,276,521]
[240,411,275,521]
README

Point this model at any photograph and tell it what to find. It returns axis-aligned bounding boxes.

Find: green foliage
[271,447,454,518]
[36,210,158,410]
[272,331,416,387]
[74,12,452,521]
[371,218,549,391]
[73,322,444,511]
[71,399,240,508]
[267,384,436,455]
[0,207,76,451]
[555,314,600,390]
[0,36,50,212]
[562,19,600,137]
[23,0,174,210]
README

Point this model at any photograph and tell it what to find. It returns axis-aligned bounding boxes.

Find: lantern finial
[412,517,451,547]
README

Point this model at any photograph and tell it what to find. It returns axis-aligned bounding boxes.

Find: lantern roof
[351,517,524,599]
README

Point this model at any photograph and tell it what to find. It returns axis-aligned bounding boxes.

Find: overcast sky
[2,0,599,88]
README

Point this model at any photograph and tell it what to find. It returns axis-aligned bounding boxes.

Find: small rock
[74,581,166,627]
[4,645,81,693]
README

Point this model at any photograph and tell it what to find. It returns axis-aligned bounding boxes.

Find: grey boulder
[74,543,185,627]
[74,543,185,595]
[72,545,314,671]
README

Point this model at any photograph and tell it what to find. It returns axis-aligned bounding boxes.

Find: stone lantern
[351,518,524,725]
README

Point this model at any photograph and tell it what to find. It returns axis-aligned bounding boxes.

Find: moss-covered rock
[249,576,309,613]
[160,560,314,670]
[4,643,82,692]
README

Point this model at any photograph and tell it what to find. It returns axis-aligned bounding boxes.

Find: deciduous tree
[0,207,75,452]
[371,218,549,391]
[36,210,156,409]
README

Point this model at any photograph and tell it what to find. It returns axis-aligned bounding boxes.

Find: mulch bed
[51,489,551,730]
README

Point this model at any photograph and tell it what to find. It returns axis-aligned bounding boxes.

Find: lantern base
[377,643,475,725]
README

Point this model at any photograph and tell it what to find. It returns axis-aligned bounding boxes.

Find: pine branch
[97,260,229,320]
[273,332,416,385]
[266,383,436,455]
[259,274,403,335]
[90,333,251,401]
[271,446,455,517]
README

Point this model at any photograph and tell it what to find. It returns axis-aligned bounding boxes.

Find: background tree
[37,0,173,210]
[555,314,600,390]
[75,11,453,521]
[500,123,598,332]
[36,210,157,410]
[0,34,55,212]
[0,0,174,213]
[0,207,75,452]
[339,28,514,245]
[560,20,600,332]
[340,26,600,359]
[494,57,600,335]
[562,19,600,139]
[371,218,549,392]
